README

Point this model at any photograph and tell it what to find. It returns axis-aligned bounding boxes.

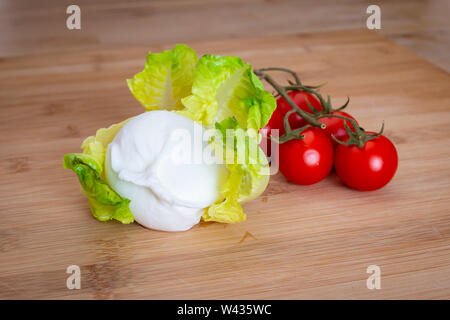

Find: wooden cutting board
[1,29,449,299]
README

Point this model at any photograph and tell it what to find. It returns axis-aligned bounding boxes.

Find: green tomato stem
[254,67,385,147]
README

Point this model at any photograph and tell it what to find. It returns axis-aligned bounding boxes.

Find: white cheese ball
[105,110,227,231]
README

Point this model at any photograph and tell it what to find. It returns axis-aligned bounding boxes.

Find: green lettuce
[63,120,133,224]
[202,117,270,223]
[178,54,275,132]
[64,45,276,226]
[127,44,198,111]
[176,54,275,223]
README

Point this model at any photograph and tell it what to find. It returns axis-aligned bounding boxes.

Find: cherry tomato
[260,91,322,157]
[260,108,284,158]
[319,111,358,147]
[278,127,334,185]
[335,134,398,191]
[276,90,323,128]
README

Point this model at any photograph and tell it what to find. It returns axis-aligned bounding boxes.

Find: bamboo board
[1,29,450,299]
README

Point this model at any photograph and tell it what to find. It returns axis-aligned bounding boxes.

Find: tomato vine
[254,68,384,148]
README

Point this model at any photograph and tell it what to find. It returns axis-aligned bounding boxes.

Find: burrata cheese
[105,110,227,231]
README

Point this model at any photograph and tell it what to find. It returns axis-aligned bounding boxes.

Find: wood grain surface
[2,0,450,71]
[1,29,449,299]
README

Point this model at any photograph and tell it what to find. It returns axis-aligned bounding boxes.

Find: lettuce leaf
[178,54,276,132]
[127,44,198,111]
[202,117,270,223]
[176,54,275,223]
[63,120,133,224]
[80,120,128,172]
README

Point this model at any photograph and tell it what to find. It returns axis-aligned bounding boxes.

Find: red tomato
[319,111,358,146]
[277,90,323,128]
[260,108,284,158]
[335,134,398,191]
[260,91,322,157]
[278,127,334,185]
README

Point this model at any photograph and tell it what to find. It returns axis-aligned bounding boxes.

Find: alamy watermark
[66,5,81,30]
[366,5,381,30]
[366,265,381,290]
[167,127,280,175]
[66,265,81,289]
